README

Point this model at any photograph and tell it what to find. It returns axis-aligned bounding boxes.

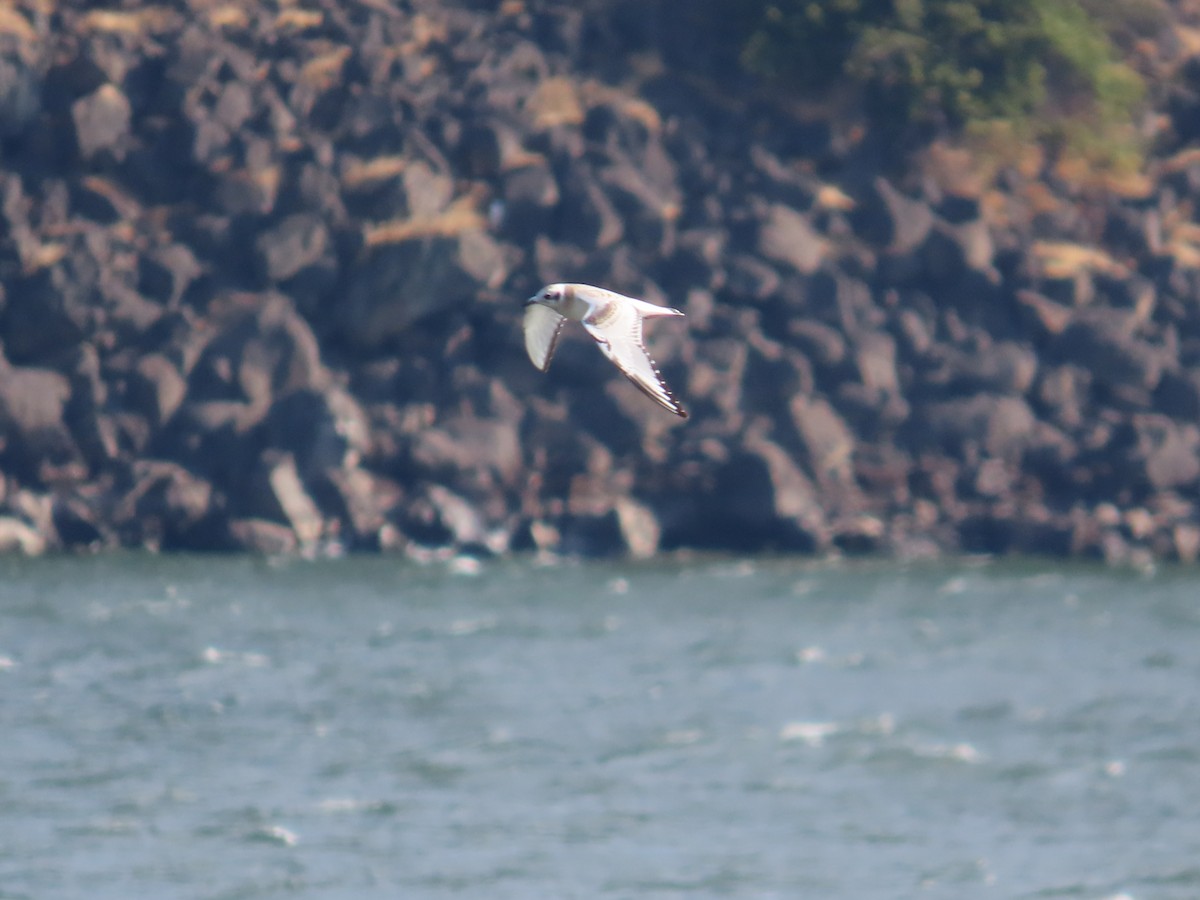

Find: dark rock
[853,330,902,400]
[789,396,855,485]
[917,394,1037,460]
[787,320,848,376]
[757,203,825,275]
[1035,364,1091,432]
[1,238,99,363]
[320,466,394,548]
[261,387,372,479]
[1055,310,1167,393]
[1020,422,1079,501]
[154,399,259,487]
[341,232,507,349]
[0,37,42,139]
[854,177,934,255]
[228,518,297,554]
[117,460,219,551]
[723,254,780,303]
[498,157,560,242]
[71,83,132,161]
[831,515,887,555]
[555,165,624,249]
[853,442,912,507]
[936,341,1038,396]
[138,243,203,306]
[665,228,726,294]
[241,451,324,546]
[456,118,522,179]
[1155,367,1200,419]
[1125,415,1200,492]
[213,164,281,216]
[404,483,487,550]
[922,218,997,283]
[128,354,187,427]
[0,516,46,555]
[894,307,935,358]
[255,213,331,283]
[958,510,1073,557]
[0,365,80,484]
[597,159,678,254]
[664,432,826,552]
[685,337,746,420]
[188,292,328,407]
[409,416,522,488]
[557,507,626,557]
[52,493,107,549]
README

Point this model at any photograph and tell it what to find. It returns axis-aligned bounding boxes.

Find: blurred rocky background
[2,0,1200,564]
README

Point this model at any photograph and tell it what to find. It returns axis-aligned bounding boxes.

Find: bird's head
[525,283,566,309]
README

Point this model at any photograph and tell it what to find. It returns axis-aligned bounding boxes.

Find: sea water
[1,554,1198,899]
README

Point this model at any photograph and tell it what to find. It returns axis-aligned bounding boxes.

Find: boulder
[922,218,997,283]
[127,354,187,427]
[757,203,825,274]
[0,516,46,555]
[1035,364,1091,432]
[1,234,99,363]
[1055,310,1167,393]
[664,432,826,552]
[71,83,131,161]
[917,394,1037,460]
[255,213,331,284]
[597,158,679,255]
[0,365,80,484]
[409,416,522,488]
[52,494,107,549]
[228,518,298,555]
[854,177,934,255]
[187,292,328,407]
[117,460,219,551]
[1124,415,1200,492]
[341,231,507,349]
[320,466,395,548]
[615,496,660,559]
[498,157,560,242]
[554,165,624,249]
[557,508,626,557]
[260,386,372,477]
[137,243,203,305]
[789,395,855,484]
[941,341,1038,396]
[0,36,41,139]
[1155,367,1200,420]
[242,451,324,547]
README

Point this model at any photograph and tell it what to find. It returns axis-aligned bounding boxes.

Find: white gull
[523,283,688,418]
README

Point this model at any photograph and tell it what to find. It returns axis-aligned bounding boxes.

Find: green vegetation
[736,0,1162,172]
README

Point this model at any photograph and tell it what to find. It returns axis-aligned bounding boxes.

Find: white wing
[524,303,567,371]
[583,301,688,418]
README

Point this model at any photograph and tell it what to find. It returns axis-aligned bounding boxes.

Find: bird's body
[523,283,688,418]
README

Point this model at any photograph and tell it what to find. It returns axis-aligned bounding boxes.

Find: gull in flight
[523,283,688,418]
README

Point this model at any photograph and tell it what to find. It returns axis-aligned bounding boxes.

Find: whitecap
[446,615,497,636]
[794,645,825,664]
[779,721,839,746]
[251,824,298,846]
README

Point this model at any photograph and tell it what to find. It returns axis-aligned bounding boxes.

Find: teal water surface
[1,554,1198,899]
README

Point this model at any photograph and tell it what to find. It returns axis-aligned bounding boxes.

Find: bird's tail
[635,301,685,318]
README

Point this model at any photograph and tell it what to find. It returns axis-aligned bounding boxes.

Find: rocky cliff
[2,0,1200,563]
